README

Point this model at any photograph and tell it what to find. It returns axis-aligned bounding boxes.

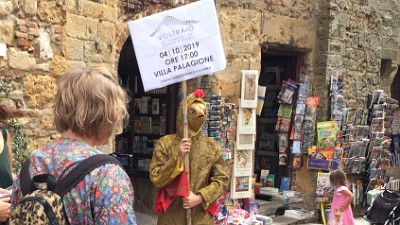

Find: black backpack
[10,154,122,225]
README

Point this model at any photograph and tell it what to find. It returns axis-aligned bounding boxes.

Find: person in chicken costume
[150,89,230,225]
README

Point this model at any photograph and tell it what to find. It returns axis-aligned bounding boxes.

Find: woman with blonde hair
[11,66,137,224]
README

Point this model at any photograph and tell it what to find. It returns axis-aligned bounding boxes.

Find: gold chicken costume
[150,89,229,225]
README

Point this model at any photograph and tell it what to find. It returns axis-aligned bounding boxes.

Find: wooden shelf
[132,153,153,158]
[134,93,168,98]
[125,167,150,177]
[133,133,162,138]
[259,118,276,124]
[133,113,163,117]
[257,151,279,157]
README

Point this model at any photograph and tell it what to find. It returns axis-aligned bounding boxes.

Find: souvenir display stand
[309,74,400,223]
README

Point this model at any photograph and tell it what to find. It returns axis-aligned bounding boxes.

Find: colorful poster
[317,121,338,147]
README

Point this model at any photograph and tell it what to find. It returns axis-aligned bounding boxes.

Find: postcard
[231,175,252,199]
[237,106,256,134]
[240,70,259,108]
[234,149,253,176]
[237,134,255,150]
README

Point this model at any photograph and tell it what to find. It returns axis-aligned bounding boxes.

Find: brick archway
[114,24,131,69]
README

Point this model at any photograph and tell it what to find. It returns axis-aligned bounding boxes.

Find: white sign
[128,0,226,92]
[0,43,6,57]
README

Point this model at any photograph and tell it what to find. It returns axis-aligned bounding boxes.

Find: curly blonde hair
[53,66,129,142]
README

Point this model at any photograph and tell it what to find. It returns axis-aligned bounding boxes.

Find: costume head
[176,89,207,137]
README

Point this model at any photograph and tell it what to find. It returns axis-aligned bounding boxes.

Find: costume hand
[11,173,16,181]
[182,191,203,209]
[179,138,190,159]
[339,205,346,212]
[0,198,10,222]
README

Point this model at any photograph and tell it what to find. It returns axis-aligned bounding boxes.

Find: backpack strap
[1,127,7,142]
[55,154,122,196]
[20,157,37,196]
[20,154,122,197]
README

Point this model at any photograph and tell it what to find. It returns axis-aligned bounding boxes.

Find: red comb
[193,89,204,98]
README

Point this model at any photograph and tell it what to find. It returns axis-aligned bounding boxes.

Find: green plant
[6,119,30,174]
[0,80,13,96]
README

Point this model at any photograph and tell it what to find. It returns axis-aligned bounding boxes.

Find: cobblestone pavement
[136,211,158,225]
[303,217,370,225]
[135,212,369,225]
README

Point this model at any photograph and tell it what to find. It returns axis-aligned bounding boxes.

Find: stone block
[50,56,86,76]
[63,37,84,60]
[49,55,67,76]
[39,112,54,129]
[17,38,32,48]
[0,68,29,78]
[65,14,98,40]
[19,25,28,33]
[382,48,397,60]
[82,0,116,21]
[98,21,115,44]
[28,27,39,37]
[105,0,118,7]
[0,1,16,17]
[23,74,57,109]
[22,0,37,16]
[36,63,50,71]
[66,0,83,14]
[84,40,114,63]
[25,21,38,29]
[0,21,14,45]
[8,48,36,71]
[15,31,28,39]
[262,14,316,50]
[37,0,62,23]
[0,57,6,68]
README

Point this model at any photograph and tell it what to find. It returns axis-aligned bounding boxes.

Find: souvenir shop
[115,42,399,224]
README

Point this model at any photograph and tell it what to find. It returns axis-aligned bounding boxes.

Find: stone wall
[0,0,121,151]
[328,0,400,108]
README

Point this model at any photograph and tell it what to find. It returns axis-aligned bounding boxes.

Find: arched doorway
[116,36,179,214]
[391,65,400,101]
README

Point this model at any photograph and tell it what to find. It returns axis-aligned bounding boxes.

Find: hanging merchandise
[307,146,333,171]
[277,79,298,105]
[316,172,333,202]
[231,71,259,200]
[364,91,400,194]
[330,74,344,127]
[302,96,320,153]
[205,93,236,161]
[316,121,338,148]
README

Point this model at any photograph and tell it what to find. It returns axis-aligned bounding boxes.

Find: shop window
[255,50,301,193]
[115,37,179,176]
